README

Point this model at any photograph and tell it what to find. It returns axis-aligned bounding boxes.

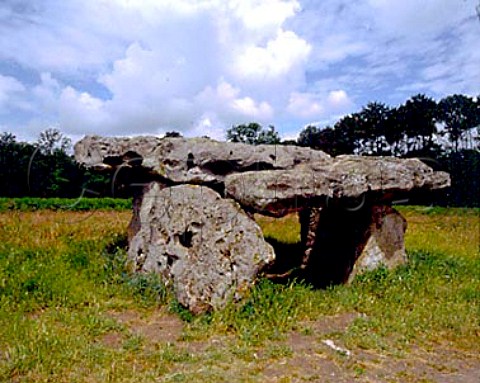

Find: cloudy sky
[0,0,479,142]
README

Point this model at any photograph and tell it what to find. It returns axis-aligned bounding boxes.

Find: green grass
[0,207,478,382]
[395,204,480,216]
[0,197,132,212]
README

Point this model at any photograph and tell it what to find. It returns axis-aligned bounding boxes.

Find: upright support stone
[347,205,407,282]
[299,207,322,270]
[128,183,275,314]
[127,181,168,242]
[127,186,146,243]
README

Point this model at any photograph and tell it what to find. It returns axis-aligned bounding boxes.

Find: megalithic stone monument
[75,135,450,313]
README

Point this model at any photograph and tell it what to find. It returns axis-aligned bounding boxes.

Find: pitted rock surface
[225,156,450,216]
[128,183,275,314]
[74,135,331,184]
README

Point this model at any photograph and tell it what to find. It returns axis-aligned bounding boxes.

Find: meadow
[0,204,478,382]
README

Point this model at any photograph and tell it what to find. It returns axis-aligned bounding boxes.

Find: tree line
[0,129,111,199]
[0,93,478,206]
[296,94,479,157]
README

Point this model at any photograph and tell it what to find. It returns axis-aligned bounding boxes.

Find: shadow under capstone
[263,204,374,289]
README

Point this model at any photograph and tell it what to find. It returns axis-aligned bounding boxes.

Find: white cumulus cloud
[0,0,312,139]
[287,89,353,119]
[0,0,478,141]
[0,75,26,112]
[234,30,311,80]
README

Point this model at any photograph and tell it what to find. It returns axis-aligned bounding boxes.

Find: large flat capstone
[75,136,450,216]
[224,156,450,217]
[74,135,331,185]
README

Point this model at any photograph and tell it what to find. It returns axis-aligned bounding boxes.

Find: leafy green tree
[438,94,477,152]
[28,128,76,196]
[0,133,35,196]
[226,123,280,145]
[0,128,111,198]
[382,107,407,156]
[36,127,71,154]
[297,125,335,155]
[280,139,297,146]
[257,125,281,145]
[297,125,321,148]
[392,94,439,156]
[439,149,480,207]
[164,131,182,138]
[409,94,438,149]
[297,123,358,156]
[475,95,480,147]
[0,132,16,145]
[356,102,391,155]
[310,127,339,155]
[333,113,364,155]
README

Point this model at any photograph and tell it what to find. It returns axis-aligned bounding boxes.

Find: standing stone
[348,205,407,282]
[299,207,322,270]
[127,180,170,242]
[128,183,275,314]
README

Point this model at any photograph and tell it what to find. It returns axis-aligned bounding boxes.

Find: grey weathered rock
[224,165,336,217]
[74,135,163,170]
[225,156,450,217]
[127,182,167,242]
[128,183,275,314]
[74,135,331,185]
[327,155,451,194]
[74,135,451,312]
[348,205,407,282]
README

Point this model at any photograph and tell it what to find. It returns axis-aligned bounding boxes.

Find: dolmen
[74,136,450,314]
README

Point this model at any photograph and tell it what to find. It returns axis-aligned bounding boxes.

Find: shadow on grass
[262,237,304,282]
[104,233,129,254]
[263,236,358,289]
[262,237,333,288]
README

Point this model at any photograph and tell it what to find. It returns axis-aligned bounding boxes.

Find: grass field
[0,206,478,382]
